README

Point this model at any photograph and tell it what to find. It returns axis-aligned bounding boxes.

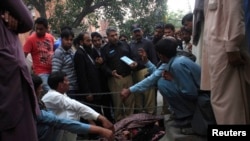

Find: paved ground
[159,115,207,141]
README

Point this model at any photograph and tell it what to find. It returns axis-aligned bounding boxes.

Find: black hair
[61,29,74,39]
[155,38,177,58]
[119,34,128,40]
[73,32,89,48]
[31,74,43,91]
[48,71,66,90]
[155,23,164,30]
[35,17,48,28]
[73,32,83,48]
[181,13,193,25]
[60,25,72,32]
[164,23,175,32]
[91,32,102,39]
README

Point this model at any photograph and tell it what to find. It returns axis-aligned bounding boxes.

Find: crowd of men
[20,13,197,140]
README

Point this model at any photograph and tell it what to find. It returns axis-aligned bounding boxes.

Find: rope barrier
[79,100,165,110]
[65,91,166,111]
[68,91,121,96]
[40,89,166,117]
[67,87,159,96]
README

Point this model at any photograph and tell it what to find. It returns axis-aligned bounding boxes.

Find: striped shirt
[52,46,78,91]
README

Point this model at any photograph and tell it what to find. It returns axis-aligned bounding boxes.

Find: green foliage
[23,0,185,38]
[118,2,186,41]
[24,0,161,30]
[118,0,168,39]
[48,0,88,34]
[166,10,185,30]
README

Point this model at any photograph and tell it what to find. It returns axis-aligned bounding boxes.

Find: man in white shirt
[42,71,114,141]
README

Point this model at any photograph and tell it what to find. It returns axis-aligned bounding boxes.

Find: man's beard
[83,44,92,54]
[135,35,142,41]
[110,39,118,45]
[83,44,92,48]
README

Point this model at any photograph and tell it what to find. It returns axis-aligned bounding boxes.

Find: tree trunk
[30,0,47,19]
[37,6,47,18]
[71,11,88,28]
[71,1,107,28]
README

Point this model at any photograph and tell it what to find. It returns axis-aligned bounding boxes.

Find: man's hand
[138,48,148,64]
[97,115,114,132]
[86,95,94,102]
[120,88,131,100]
[112,70,122,79]
[227,51,245,67]
[95,57,103,64]
[162,71,173,80]
[99,128,114,141]
[1,11,18,31]
[129,62,138,69]
[89,125,114,141]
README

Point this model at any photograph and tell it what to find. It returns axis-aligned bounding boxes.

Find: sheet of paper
[120,56,134,65]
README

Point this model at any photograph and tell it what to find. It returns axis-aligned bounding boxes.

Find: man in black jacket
[101,27,136,122]
[91,31,114,123]
[74,32,102,113]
